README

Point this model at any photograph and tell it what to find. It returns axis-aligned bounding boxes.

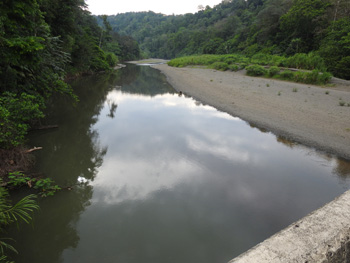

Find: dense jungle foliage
[0,1,140,259]
[104,0,350,79]
[0,0,140,150]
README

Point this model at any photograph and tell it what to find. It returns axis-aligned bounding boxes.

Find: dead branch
[35,125,59,130]
[26,147,43,153]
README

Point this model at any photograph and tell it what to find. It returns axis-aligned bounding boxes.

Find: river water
[9,64,350,263]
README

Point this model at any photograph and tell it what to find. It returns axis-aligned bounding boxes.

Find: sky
[85,0,223,16]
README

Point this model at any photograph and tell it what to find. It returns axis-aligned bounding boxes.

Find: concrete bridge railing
[229,190,350,263]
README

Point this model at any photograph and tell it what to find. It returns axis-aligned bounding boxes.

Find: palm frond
[0,239,17,255]
[4,194,39,225]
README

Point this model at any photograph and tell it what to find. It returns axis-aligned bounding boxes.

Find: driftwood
[28,125,58,132]
[26,147,43,153]
[35,125,59,130]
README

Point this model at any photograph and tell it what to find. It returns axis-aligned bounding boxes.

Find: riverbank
[151,64,350,160]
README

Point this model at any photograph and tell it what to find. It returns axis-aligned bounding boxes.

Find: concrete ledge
[229,190,350,263]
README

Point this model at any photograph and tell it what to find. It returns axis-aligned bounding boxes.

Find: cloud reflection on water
[12,66,350,263]
[91,90,257,205]
[62,66,350,263]
[90,88,348,211]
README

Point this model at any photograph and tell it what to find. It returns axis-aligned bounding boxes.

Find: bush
[293,71,307,83]
[105,52,119,67]
[305,70,319,84]
[168,54,250,68]
[285,52,326,71]
[0,92,45,148]
[239,63,248,69]
[306,53,327,71]
[246,64,267,76]
[275,70,332,84]
[167,54,333,84]
[286,53,308,69]
[167,59,181,67]
[268,66,280,76]
[211,62,229,71]
[89,46,110,71]
[279,70,294,80]
[318,72,333,83]
[334,56,350,80]
[268,55,285,66]
[228,64,240,71]
[251,53,270,65]
[168,55,220,67]
[223,58,237,64]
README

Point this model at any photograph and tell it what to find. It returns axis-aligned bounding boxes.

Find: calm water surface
[9,65,350,263]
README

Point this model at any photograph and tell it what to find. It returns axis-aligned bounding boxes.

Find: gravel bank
[152,64,350,160]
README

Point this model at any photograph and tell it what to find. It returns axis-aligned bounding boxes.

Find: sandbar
[152,64,350,160]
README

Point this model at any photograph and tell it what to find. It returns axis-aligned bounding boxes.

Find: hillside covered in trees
[0,0,141,150]
[105,0,350,79]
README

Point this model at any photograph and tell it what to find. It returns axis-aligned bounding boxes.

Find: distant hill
[101,0,350,79]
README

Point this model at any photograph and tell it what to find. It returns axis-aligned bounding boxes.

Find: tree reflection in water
[8,64,178,263]
[7,64,350,263]
[8,71,126,262]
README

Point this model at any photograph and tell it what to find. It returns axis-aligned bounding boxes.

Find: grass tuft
[168,53,332,85]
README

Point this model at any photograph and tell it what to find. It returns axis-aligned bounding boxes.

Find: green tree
[329,0,350,22]
[0,0,72,97]
[0,93,44,148]
[256,0,292,44]
[280,0,331,54]
[40,0,88,52]
[202,38,225,54]
[0,0,74,148]
[319,18,350,79]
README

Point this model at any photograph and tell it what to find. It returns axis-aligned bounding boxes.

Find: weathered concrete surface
[229,190,350,263]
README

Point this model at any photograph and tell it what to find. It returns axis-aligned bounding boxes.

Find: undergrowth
[168,53,332,85]
[7,171,61,197]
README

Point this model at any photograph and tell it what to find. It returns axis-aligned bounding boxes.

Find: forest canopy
[0,0,140,149]
[104,0,350,79]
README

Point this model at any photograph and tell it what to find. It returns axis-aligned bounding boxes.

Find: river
[8,64,350,263]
